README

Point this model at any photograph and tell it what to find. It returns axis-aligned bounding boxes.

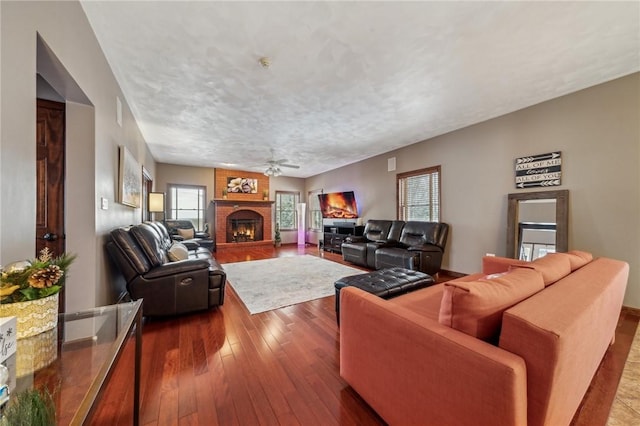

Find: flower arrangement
[0,248,75,304]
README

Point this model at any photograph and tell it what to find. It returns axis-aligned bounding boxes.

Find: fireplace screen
[226,210,263,243]
[231,219,257,242]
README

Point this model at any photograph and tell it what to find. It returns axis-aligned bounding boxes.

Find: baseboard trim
[440,269,467,278]
[622,306,640,317]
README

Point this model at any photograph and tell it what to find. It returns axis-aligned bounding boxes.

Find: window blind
[398,166,440,221]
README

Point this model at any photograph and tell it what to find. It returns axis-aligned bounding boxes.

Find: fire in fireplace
[226,210,264,243]
[231,219,257,242]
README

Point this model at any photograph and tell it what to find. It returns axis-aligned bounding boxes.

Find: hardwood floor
[90,245,639,425]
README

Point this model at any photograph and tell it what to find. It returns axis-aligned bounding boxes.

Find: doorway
[142,166,153,222]
[36,99,66,311]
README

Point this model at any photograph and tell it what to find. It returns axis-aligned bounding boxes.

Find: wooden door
[36,99,66,259]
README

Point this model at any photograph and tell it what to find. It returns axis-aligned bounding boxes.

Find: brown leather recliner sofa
[106,221,225,316]
[341,220,449,275]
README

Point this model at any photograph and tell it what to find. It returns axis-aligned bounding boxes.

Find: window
[167,184,207,230]
[308,189,323,231]
[397,166,441,221]
[275,191,299,230]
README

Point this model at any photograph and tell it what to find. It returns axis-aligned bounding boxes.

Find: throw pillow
[167,242,189,262]
[438,268,544,342]
[511,253,571,286]
[176,227,195,240]
[565,250,593,271]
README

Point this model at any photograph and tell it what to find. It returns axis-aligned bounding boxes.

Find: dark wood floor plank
[193,372,220,426]
[156,384,179,426]
[570,310,640,426]
[89,244,638,426]
[140,323,175,425]
[177,412,199,426]
[219,350,261,425]
[226,325,282,426]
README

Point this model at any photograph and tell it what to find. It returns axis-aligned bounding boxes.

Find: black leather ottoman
[334,267,434,324]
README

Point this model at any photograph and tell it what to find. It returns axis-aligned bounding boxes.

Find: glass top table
[2,299,142,425]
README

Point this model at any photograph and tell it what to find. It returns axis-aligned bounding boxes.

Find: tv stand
[323,222,364,254]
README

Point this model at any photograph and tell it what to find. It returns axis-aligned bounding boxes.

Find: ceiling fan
[264,159,300,176]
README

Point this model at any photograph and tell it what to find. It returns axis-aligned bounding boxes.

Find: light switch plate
[101,197,109,210]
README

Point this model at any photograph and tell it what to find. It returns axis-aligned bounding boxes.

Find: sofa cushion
[438,268,544,342]
[167,242,189,262]
[177,227,195,239]
[389,284,445,322]
[565,250,593,271]
[362,220,392,241]
[130,223,169,267]
[482,256,530,275]
[513,253,572,286]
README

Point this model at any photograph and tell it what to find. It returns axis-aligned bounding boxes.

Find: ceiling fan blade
[266,159,300,169]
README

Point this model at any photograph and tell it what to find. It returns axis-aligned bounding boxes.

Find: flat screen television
[318,191,359,219]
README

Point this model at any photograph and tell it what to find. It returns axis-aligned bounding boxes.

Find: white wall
[1,1,155,310]
[307,73,640,308]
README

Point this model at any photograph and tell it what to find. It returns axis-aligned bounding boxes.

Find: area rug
[222,255,365,314]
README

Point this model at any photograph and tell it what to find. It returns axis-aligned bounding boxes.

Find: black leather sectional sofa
[341,220,449,275]
[106,221,225,316]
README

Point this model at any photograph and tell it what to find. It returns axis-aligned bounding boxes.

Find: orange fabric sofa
[339,251,629,426]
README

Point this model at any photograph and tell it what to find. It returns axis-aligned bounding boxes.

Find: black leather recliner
[106,221,225,316]
[164,219,214,251]
[375,221,449,275]
[342,220,403,269]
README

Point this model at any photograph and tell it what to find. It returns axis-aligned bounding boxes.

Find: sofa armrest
[181,240,201,251]
[194,231,209,239]
[344,235,367,244]
[407,243,442,253]
[482,256,529,275]
[372,239,398,248]
[144,259,210,279]
[340,287,527,426]
[172,235,185,241]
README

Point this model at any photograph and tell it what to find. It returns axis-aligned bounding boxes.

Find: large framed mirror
[507,189,569,260]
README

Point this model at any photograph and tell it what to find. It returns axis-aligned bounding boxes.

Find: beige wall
[1,1,155,311]
[155,162,216,206]
[307,73,640,308]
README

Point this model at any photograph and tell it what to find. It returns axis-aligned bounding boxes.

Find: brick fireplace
[214,199,274,249]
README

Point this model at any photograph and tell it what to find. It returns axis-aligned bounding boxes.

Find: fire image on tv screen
[318,191,359,219]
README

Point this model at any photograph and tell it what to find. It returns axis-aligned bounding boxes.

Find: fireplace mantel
[213,199,275,206]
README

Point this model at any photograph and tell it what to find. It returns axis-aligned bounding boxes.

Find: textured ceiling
[80,1,640,178]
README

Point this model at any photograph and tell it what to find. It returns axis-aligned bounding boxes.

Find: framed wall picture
[118,145,141,207]
[227,177,258,193]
